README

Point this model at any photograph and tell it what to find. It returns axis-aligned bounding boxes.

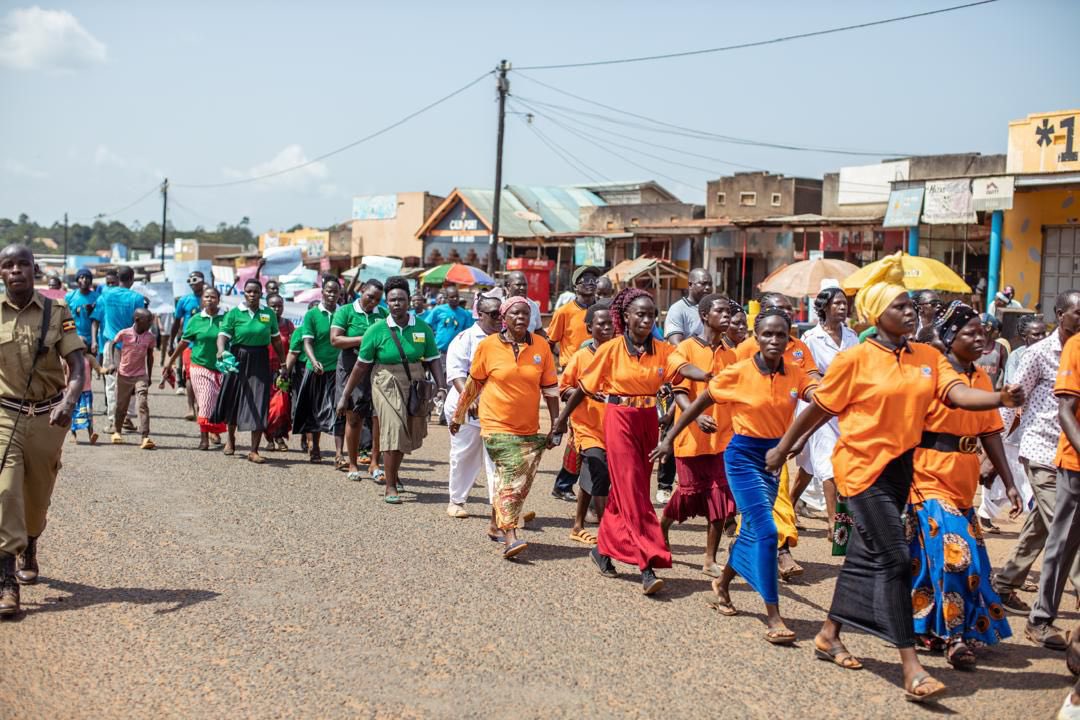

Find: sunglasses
[479,309,501,319]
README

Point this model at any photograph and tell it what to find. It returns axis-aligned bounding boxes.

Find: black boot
[16,535,38,585]
[0,553,20,618]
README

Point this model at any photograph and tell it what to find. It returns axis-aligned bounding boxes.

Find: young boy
[106,308,157,449]
[69,353,106,445]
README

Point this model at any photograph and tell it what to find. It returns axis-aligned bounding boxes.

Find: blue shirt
[65,288,98,342]
[424,304,474,352]
[174,292,201,331]
[90,286,147,344]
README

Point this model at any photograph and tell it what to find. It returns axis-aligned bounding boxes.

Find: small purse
[831,498,853,556]
[387,327,434,417]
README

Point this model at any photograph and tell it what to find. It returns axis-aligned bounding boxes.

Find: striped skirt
[189,363,227,434]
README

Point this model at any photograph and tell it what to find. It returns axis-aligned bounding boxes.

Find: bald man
[664,268,713,344]
[506,270,546,336]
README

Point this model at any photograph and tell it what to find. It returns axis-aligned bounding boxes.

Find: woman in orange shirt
[725,303,747,349]
[765,254,1024,703]
[909,302,1022,668]
[659,294,737,578]
[554,288,701,595]
[451,296,560,559]
[654,307,816,644]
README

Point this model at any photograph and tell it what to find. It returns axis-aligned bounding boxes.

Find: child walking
[69,353,105,444]
[106,308,157,449]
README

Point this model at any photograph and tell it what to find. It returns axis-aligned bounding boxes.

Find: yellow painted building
[1001,110,1080,313]
[258,227,330,256]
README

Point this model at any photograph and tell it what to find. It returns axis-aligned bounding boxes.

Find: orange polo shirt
[813,339,965,497]
[1054,333,1080,472]
[670,337,736,456]
[578,335,683,397]
[469,331,558,437]
[708,355,817,439]
[735,335,820,376]
[912,365,1004,508]
[560,342,605,451]
[547,300,590,362]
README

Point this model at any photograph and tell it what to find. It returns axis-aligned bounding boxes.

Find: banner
[972,176,1015,211]
[922,179,977,225]
[882,188,925,228]
[137,282,176,315]
[260,246,304,278]
[574,237,605,266]
[163,260,213,298]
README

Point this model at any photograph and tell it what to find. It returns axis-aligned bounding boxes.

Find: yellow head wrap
[855,252,908,326]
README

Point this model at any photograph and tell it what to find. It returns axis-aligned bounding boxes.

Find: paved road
[1,386,1071,718]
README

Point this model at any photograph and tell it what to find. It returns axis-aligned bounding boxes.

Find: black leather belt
[919,430,979,454]
[0,393,65,417]
[605,395,658,408]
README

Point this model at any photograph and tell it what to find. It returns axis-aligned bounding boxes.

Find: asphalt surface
[1,385,1072,719]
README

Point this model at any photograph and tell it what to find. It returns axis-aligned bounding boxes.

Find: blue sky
[2,0,1077,234]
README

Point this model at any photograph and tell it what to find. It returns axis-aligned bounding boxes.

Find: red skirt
[597,404,671,571]
[266,387,291,440]
[663,454,736,523]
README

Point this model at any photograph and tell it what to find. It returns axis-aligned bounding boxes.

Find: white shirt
[801,323,859,376]
[1001,331,1066,467]
[444,324,493,427]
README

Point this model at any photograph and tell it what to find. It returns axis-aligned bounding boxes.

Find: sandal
[814,640,863,670]
[707,578,737,616]
[904,672,946,703]
[247,452,266,464]
[371,468,385,481]
[346,471,365,482]
[223,445,235,456]
[569,528,597,545]
[334,456,348,471]
[503,539,528,559]
[487,531,505,542]
[383,495,402,505]
[89,432,99,445]
[701,563,724,579]
[946,638,976,670]
[309,449,322,464]
[765,627,797,645]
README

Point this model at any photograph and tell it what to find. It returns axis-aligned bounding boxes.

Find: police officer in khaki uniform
[0,244,85,617]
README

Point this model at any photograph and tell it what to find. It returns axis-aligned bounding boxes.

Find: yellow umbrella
[758,258,861,298]
[841,253,971,294]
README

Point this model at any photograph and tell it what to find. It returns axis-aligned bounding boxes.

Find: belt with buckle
[0,393,66,417]
[918,430,980,454]
[605,395,658,409]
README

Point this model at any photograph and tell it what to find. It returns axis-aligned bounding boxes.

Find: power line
[73,183,162,223]
[168,195,218,227]
[509,103,609,182]
[515,1,998,70]
[513,73,912,156]
[173,70,494,189]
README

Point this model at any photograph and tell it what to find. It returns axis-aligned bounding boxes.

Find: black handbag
[387,327,434,417]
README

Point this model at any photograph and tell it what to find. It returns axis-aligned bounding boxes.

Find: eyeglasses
[479,310,501,319]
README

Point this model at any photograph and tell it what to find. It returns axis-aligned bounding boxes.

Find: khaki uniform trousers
[0,407,66,556]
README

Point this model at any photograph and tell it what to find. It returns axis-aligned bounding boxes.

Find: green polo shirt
[332,300,388,339]
[220,305,279,347]
[359,315,439,366]
[181,311,224,369]
[300,304,339,370]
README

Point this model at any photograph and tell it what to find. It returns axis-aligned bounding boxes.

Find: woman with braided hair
[764,253,1024,703]
[555,287,705,595]
[654,305,817,644]
[907,301,1022,669]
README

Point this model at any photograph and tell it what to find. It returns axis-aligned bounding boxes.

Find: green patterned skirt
[483,433,547,531]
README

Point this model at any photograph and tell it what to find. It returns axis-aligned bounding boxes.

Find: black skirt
[211,345,271,432]
[827,449,916,648]
[292,366,340,434]
[336,348,373,417]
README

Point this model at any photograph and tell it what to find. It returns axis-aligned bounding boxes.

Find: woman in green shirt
[213,278,287,463]
[163,287,227,450]
[293,277,343,464]
[339,276,445,503]
[331,278,387,481]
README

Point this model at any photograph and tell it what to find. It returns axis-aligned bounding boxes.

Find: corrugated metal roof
[506,185,606,234]
[456,188,553,238]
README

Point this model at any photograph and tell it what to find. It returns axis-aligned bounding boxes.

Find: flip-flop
[946,640,977,670]
[708,579,737,615]
[223,447,235,456]
[247,453,266,464]
[384,495,402,505]
[814,642,863,669]
[765,628,797,645]
[904,672,946,703]
[346,471,365,482]
[701,564,724,579]
[487,532,505,542]
[569,528,597,545]
[371,468,386,481]
[503,540,528,559]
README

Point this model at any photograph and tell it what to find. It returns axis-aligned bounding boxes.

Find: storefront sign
[433,201,487,235]
[972,176,1015,211]
[922,179,976,225]
[883,188,925,227]
[1007,109,1080,174]
[352,194,398,221]
[575,236,606,266]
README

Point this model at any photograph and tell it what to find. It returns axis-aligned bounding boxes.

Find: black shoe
[642,567,665,595]
[0,554,19,618]
[590,548,617,578]
[551,490,576,502]
[999,590,1031,615]
[15,535,37,585]
[978,516,1000,534]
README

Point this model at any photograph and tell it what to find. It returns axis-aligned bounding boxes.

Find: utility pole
[486,60,510,277]
[62,212,69,272]
[160,178,169,267]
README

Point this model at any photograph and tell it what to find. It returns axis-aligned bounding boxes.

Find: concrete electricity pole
[160,178,169,265]
[487,60,510,277]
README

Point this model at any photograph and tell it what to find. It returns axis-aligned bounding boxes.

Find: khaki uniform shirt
[0,292,84,402]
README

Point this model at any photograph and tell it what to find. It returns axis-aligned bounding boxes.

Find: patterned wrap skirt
[71,390,93,431]
[483,433,547,532]
[908,499,1012,645]
[189,363,227,434]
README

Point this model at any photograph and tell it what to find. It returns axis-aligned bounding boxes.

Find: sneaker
[1026,621,1068,650]
[446,502,468,519]
[111,432,123,445]
[641,567,665,595]
[655,488,672,504]
[551,490,576,502]
[175,387,185,396]
[1060,692,1080,720]
[590,547,617,578]
[999,590,1031,615]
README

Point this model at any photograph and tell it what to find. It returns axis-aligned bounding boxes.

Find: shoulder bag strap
[0,298,54,474]
[387,326,414,382]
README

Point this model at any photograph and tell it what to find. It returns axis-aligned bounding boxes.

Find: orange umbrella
[757,258,860,297]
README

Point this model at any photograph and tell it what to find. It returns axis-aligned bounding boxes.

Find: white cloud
[0,7,107,71]
[4,159,48,179]
[94,143,126,168]
[223,144,329,191]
